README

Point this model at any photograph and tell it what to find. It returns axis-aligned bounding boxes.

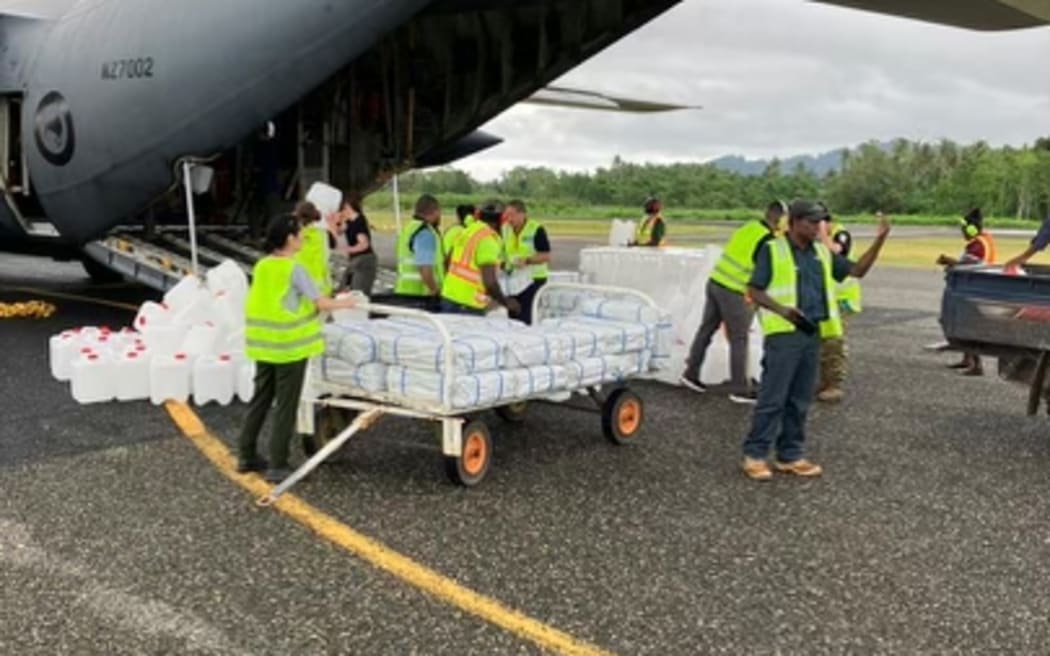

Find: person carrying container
[441,200,520,316]
[443,203,476,261]
[629,196,666,247]
[814,205,862,403]
[238,214,357,483]
[501,199,551,324]
[936,207,996,376]
[394,194,444,311]
[741,201,890,481]
[679,200,786,404]
[296,181,347,297]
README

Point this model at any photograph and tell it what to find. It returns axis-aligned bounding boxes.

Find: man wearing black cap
[741,200,890,481]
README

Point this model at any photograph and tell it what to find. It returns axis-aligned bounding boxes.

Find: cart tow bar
[257,408,384,507]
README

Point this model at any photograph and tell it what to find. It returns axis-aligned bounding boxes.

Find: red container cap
[136,344,147,351]
[127,352,138,359]
[219,354,231,362]
[80,347,93,354]
[88,354,99,361]
[174,353,187,360]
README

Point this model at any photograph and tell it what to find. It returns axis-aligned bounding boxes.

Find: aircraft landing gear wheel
[495,401,528,424]
[601,388,643,445]
[445,420,492,487]
[302,405,357,457]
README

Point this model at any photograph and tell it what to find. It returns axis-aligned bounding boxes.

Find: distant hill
[709,142,893,177]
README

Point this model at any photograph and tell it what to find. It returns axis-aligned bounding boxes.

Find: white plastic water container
[224,328,246,360]
[163,275,206,315]
[49,331,81,381]
[206,259,248,301]
[331,291,368,324]
[210,290,244,332]
[142,323,189,357]
[116,349,151,402]
[305,181,343,217]
[71,352,115,404]
[150,353,192,405]
[172,287,215,327]
[181,322,220,359]
[193,355,236,406]
[236,360,256,403]
[134,301,172,332]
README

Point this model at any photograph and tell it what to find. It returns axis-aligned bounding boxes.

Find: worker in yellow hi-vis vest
[239,214,356,484]
[501,199,551,324]
[441,200,520,317]
[394,194,444,312]
[680,201,785,403]
[741,201,890,482]
[815,207,864,403]
[630,196,666,247]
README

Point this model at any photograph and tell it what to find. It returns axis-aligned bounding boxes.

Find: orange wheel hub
[618,399,641,436]
[462,432,488,475]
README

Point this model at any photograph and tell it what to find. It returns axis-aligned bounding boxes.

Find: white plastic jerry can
[236,359,256,403]
[116,349,151,402]
[134,301,172,332]
[71,351,115,404]
[149,352,192,405]
[193,354,235,406]
[49,331,81,381]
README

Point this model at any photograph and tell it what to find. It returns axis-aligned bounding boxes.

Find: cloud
[453,0,1050,180]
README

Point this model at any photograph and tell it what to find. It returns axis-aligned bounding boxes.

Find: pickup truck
[941,264,1050,415]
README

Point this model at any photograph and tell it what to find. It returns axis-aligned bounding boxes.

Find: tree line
[391,137,1050,220]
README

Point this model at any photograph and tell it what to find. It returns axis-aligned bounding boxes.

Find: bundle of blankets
[320,288,672,410]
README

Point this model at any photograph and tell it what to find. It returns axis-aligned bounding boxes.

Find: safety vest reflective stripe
[442,224,497,309]
[244,257,323,363]
[710,220,772,293]
[975,233,996,264]
[758,238,842,339]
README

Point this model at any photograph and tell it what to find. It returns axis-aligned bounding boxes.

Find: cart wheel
[445,420,492,487]
[302,405,357,457]
[601,388,643,445]
[495,401,528,424]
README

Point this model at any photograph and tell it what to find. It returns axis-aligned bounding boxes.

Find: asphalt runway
[2,246,1049,654]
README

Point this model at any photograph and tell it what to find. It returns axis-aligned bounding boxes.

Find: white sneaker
[729,390,758,405]
[679,374,707,394]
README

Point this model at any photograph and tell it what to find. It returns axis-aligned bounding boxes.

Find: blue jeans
[742,331,820,463]
[440,298,485,315]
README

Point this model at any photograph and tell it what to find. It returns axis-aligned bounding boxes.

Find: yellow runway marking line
[0,286,140,312]
[164,400,612,656]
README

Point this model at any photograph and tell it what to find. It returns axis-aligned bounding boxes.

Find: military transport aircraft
[0,0,1046,280]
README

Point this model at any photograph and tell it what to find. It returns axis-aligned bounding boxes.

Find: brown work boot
[817,387,844,403]
[961,364,983,377]
[773,459,823,478]
[742,457,773,481]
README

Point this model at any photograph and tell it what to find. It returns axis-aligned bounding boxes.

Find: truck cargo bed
[941,264,1050,353]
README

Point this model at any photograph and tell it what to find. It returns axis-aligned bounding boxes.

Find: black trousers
[512,279,547,325]
[237,359,308,469]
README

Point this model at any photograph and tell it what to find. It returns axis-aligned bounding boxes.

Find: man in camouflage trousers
[817,210,862,403]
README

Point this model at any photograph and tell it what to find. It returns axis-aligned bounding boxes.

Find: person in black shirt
[333,192,377,295]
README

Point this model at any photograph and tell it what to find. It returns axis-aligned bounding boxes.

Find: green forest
[373,137,1050,224]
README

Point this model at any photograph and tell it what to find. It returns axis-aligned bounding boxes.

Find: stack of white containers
[580,237,764,387]
[49,260,257,406]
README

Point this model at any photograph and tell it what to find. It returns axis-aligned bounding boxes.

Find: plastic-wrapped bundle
[563,351,652,388]
[510,364,570,397]
[323,322,383,365]
[541,318,648,356]
[386,367,520,409]
[386,315,525,333]
[536,287,584,318]
[380,332,505,373]
[320,359,388,393]
[543,329,601,361]
[503,329,556,368]
[579,297,664,324]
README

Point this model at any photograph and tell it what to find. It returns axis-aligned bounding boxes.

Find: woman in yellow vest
[630,196,666,247]
[741,201,890,482]
[292,200,338,298]
[238,214,356,483]
[501,199,551,324]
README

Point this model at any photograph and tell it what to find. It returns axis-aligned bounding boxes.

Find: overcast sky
[454,0,1050,180]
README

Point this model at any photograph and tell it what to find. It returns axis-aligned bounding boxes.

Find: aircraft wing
[523,85,701,113]
[813,0,1050,30]
[0,0,74,20]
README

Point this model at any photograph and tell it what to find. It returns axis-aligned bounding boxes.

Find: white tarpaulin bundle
[579,246,763,386]
[319,290,666,410]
